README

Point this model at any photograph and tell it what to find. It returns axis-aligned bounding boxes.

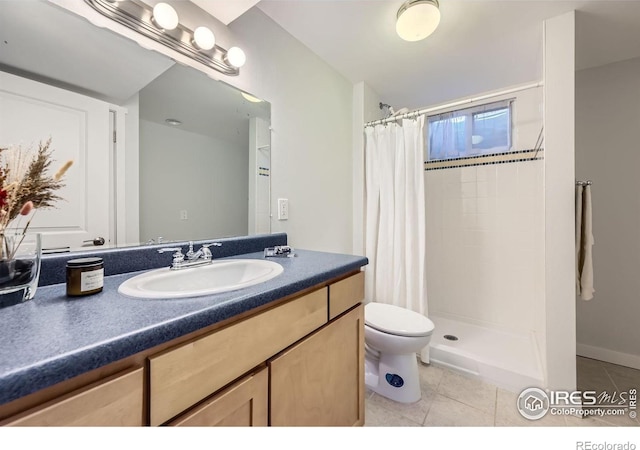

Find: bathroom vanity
[0,234,367,426]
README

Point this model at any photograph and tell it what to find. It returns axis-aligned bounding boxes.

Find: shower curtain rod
[364,81,544,127]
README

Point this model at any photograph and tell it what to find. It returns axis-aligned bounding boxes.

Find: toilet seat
[365,302,434,337]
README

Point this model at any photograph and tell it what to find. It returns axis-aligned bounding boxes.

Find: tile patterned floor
[364,356,640,427]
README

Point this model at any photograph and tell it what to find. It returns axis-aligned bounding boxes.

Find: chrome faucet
[158,241,222,270]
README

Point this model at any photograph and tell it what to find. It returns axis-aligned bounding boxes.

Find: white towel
[576,185,595,300]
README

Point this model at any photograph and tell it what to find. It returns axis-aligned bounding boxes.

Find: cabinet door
[269,304,364,426]
[3,367,144,426]
[169,367,268,427]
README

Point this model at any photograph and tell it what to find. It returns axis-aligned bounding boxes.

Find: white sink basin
[118,259,284,299]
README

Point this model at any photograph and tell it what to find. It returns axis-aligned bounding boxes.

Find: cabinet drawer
[149,287,328,425]
[329,272,364,320]
[4,367,144,426]
[169,367,268,427]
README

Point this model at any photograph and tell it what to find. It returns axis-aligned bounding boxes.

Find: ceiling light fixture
[165,118,182,126]
[396,0,441,42]
[85,0,245,76]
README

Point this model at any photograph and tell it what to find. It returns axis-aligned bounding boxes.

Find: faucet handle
[199,242,222,260]
[158,247,183,254]
[158,247,185,264]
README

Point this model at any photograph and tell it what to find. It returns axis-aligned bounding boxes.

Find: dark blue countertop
[0,241,367,406]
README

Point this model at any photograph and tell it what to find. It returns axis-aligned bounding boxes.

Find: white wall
[228,9,354,253]
[543,11,576,392]
[425,87,545,336]
[575,57,640,369]
[139,120,248,243]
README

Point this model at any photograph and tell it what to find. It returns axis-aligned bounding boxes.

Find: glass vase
[0,233,42,309]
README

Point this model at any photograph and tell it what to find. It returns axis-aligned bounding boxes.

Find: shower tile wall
[425,160,545,335]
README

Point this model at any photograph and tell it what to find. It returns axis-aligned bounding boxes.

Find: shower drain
[443,334,459,341]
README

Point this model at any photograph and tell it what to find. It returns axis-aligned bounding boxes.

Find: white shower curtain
[364,117,427,316]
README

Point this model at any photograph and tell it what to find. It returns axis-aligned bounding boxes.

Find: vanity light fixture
[192,26,215,51]
[396,0,441,42]
[225,46,247,69]
[85,0,245,76]
[151,2,179,31]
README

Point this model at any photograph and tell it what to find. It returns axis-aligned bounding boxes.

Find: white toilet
[364,302,435,403]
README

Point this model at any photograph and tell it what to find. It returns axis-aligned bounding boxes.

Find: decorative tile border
[425,149,544,171]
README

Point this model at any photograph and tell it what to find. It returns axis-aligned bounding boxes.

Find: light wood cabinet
[169,367,268,427]
[2,367,144,427]
[1,271,365,427]
[269,304,364,426]
[151,272,364,427]
[148,287,327,426]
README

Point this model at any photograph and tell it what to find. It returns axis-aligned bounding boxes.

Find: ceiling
[189,0,262,25]
[256,0,640,110]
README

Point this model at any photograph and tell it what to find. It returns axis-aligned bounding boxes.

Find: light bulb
[152,2,179,31]
[193,26,215,51]
[225,47,246,68]
[396,0,441,42]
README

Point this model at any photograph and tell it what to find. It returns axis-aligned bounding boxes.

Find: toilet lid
[365,303,435,337]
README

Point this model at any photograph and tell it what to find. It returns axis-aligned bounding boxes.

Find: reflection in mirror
[138,64,270,243]
[0,0,271,253]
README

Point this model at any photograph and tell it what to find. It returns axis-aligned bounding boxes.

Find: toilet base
[364,352,422,403]
[420,345,430,364]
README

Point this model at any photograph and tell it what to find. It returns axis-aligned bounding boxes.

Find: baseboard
[577,343,640,370]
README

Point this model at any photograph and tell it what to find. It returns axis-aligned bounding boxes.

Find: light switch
[277,198,288,220]
[180,210,188,220]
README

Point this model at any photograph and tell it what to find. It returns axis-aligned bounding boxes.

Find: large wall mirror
[0,0,271,253]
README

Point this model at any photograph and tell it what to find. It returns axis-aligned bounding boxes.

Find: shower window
[427,99,513,161]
